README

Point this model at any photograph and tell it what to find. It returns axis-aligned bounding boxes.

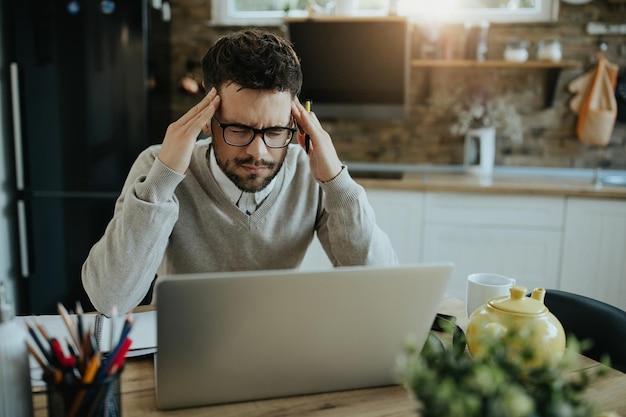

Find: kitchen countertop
[347,163,626,199]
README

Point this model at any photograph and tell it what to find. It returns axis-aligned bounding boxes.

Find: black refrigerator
[6,0,170,314]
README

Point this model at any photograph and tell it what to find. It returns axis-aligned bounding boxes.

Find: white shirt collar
[208,145,275,213]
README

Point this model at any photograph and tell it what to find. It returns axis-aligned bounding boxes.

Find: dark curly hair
[202,28,302,98]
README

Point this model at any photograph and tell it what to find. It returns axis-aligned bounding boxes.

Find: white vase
[464,126,496,178]
[335,0,354,15]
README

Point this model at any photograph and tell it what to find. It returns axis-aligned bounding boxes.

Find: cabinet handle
[17,200,30,278]
[9,62,26,191]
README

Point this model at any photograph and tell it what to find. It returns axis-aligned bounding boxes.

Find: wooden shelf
[411,59,581,107]
[411,59,580,69]
[283,16,407,23]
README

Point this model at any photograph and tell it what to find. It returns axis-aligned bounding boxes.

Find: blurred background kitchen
[1,0,625,314]
[171,0,626,168]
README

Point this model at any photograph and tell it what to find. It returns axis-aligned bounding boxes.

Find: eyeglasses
[212,117,297,149]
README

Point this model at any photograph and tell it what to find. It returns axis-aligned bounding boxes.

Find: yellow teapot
[466,286,566,368]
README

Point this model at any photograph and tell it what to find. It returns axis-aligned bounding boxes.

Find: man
[82,28,398,315]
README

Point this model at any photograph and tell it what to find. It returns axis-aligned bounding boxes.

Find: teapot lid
[488,286,547,315]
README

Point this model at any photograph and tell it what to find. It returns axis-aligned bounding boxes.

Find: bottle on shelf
[464,20,490,61]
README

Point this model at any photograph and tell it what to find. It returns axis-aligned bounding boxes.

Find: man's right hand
[158,87,221,174]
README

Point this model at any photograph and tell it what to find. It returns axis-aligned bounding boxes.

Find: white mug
[466,273,516,318]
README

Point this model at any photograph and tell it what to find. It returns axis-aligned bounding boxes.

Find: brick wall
[164,0,626,169]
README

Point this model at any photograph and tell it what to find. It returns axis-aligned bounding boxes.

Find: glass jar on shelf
[503,39,529,62]
[537,39,562,62]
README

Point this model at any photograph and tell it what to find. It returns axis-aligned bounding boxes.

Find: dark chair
[542,289,626,372]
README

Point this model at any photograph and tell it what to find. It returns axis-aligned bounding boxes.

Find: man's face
[212,82,293,192]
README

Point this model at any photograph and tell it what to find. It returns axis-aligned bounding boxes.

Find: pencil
[98,336,132,380]
[76,301,84,345]
[105,337,132,377]
[57,302,80,349]
[67,352,102,417]
[34,317,50,341]
[109,306,118,352]
[66,337,79,369]
[34,318,61,367]
[117,312,134,346]
[25,322,54,364]
[25,340,60,379]
[27,321,64,382]
[304,99,312,154]
[84,352,102,383]
[26,340,47,369]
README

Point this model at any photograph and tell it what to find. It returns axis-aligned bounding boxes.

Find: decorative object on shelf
[504,39,529,62]
[451,94,523,144]
[586,22,626,35]
[451,92,522,178]
[417,23,442,59]
[537,39,563,62]
[568,53,618,147]
[464,126,496,178]
[396,320,610,417]
[464,20,490,61]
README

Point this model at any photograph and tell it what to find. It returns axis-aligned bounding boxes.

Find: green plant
[396,321,608,417]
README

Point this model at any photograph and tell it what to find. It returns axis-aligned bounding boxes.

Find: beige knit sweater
[82,139,398,314]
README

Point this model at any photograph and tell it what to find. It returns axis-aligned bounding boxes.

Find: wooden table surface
[32,298,626,416]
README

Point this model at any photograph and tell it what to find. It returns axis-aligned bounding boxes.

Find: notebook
[154,263,454,410]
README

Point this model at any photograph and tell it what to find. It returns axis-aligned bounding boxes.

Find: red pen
[50,338,76,368]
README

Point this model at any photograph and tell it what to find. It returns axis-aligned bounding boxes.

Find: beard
[217,151,287,192]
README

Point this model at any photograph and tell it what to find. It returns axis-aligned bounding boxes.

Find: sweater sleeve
[81,150,184,315]
[317,167,399,267]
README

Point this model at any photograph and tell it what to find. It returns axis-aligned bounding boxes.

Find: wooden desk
[32,298,626,416]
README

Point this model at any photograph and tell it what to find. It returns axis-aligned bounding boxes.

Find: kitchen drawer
[424,192,565,228]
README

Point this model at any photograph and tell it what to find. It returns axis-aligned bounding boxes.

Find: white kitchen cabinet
[421,192,565,301]
[559,198,626,310]
[299,189,424,270]
[366,189,424,265]
[300,185,626,310]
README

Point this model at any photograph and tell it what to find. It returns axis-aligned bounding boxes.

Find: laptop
[154,263,453,410]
